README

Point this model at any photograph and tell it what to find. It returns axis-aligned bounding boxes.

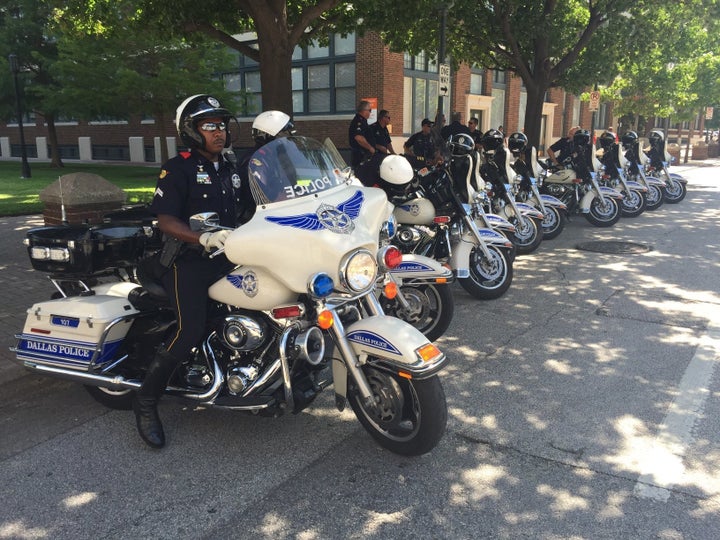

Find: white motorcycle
[13,136,449,456]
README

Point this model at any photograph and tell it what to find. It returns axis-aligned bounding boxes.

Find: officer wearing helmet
[547,126,581,166]
[136,94,247,449]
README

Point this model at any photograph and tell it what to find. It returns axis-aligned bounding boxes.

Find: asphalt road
[1,164,719,539]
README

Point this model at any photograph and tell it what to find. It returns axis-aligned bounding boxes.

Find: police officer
[369,109,395,155]
[403,118,438,165]
[348,100,376,168]
[547,126,581,166]
[134,94,245,449]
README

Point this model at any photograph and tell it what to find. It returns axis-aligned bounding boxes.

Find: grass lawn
[0,161,158,216]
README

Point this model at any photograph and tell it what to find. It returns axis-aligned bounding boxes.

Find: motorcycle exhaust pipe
[22,361,141,390]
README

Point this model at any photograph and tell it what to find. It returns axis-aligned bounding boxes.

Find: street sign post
[589,91,600,112]
[439,63,450,97]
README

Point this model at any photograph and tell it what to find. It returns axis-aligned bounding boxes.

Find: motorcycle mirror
[189,212,221,231]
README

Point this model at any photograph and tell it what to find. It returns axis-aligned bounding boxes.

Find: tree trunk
[45,113,64,168]
[155,110,169,163]
[256,32,294,113]
[523,84,548,155]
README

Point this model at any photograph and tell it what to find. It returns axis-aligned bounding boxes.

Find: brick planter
[692,143,709,160]
[39,172,126,226]
[708,143,720,158]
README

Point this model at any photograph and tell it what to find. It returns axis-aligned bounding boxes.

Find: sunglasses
[199,122,227,132]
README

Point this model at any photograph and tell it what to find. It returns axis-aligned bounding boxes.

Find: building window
[491,88,505,131]
[227,33,356,116]
[493,70,507,86]
[470,70,484,95]
[403,52,444,133]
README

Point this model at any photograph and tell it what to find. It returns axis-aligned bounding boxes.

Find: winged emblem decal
[264,190,364,234]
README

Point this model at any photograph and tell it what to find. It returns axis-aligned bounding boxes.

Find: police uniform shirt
[150,149,242,228]
[405,132,435,161]
[549,137,574,163]
[348,113,370,154]
[369,122,390,150]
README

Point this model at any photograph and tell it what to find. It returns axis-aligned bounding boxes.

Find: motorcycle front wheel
[585,196,620,227]
[381,282,455,342]
[509,215,543,255]
[663,177,687,203]
[619,189,647,218]
[459,245,513,300]
[540,206,567,240]
[348,366,447,456]
[645,184,665,211]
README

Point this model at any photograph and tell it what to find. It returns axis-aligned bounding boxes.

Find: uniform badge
[231,174,241,189]
[207,96,220,108]
[196,165,211,184]
[159,169,169,179]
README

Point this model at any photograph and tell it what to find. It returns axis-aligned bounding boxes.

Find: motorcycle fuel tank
[392,197,436,225]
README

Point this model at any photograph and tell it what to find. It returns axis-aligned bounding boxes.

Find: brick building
[0,31,615,165]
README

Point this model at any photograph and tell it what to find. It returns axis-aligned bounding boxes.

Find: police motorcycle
[596,131,648,218]
[381,134,515,300]
[643,130,687,204]
[619,131,666,211]
[539,129,624,227]
[506,133,568,241]
[475,130,545,255]
[12,136,449,456]
[327,144,456,343]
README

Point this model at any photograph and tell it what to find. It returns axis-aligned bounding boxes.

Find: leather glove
[198,230,230,252]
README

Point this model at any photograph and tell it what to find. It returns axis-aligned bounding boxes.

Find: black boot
[133,349,178,449]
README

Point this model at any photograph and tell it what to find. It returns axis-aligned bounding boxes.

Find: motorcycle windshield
[247,136,350,205]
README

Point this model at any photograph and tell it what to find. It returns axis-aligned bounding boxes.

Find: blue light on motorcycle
[380,215,396,241]
[309,272,334,298]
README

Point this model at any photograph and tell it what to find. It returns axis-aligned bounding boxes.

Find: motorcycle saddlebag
[14,294,139,371]
[24,224,147,276]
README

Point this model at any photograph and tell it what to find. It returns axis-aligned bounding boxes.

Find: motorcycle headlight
[339,249,377,293]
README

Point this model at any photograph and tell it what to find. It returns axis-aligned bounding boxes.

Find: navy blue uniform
[149,149,243,359]
[369,122,391,152]
[404,132,436,163]
[348,113,371,168]
[549,137,574,164]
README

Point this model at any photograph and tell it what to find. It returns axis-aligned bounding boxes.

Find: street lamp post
[8,54,31,179]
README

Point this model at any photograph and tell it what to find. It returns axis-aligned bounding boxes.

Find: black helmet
[481,129,504,153]
[572,129,591,147]
[448,133,475,156]
[621,130,638,148]
[649,130,664,149]
[598,131,616,151]
[507,132,527,155]
[175,94,232,150]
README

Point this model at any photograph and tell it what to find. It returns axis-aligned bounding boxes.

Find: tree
[60,0,364,114]
[361,0,641,148]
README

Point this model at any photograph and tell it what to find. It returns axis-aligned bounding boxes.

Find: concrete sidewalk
[0,214,52,385]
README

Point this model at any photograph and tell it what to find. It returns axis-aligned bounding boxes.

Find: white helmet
[252,110,295,144]
[379,154,414,186]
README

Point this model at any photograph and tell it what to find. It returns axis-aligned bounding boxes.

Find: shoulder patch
[180,151,192,159]
[159,169,169,179]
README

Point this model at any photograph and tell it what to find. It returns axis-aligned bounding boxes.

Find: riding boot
[133,349,178,449]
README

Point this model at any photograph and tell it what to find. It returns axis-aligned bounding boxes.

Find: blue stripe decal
[346,330,401,355]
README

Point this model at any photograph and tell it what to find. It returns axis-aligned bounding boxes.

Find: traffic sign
[439,63,450,97]
[589,91,600,111]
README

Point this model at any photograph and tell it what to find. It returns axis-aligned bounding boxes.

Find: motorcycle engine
[395,225,433,252]
[545,184,567,197]
[219,313,267,351]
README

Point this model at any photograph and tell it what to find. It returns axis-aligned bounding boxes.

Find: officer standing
[369,109,396,155]
[403,118,437,165]
[348,100,376,168]
[134,94,245,449]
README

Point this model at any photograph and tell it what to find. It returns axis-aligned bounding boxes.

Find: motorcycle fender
[345,316,447,379]
[539,193,567,210]
[626,180,647,192]
[669,173,687,184]
[645,176,666,187]
[515,202,544,220]
[579,186,623,211]
[479,213,515,232]
[390,254,453,283]
[449,227,508,272]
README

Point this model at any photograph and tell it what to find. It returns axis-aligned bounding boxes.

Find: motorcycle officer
[134,94,246,449]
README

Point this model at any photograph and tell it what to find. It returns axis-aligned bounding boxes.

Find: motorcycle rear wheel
[459,245,513,300]
[381,282,455,342]
[540,206,566,240]
[84,385,134,410]
[585,197,620,227]
[348,366,447,456]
